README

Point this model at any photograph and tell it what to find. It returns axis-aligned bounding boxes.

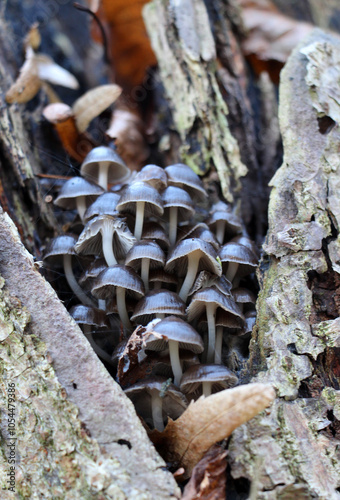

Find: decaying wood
[228,30,340,499]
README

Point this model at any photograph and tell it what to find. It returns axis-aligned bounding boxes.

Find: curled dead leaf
[149,383,275,478]
[6,47,41,104]
[72,84,122,133]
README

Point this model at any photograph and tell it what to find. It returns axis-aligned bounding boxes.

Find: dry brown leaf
[106,108,149,170]
[36,54,79,89]
[24,23,41,50]
[6,47,41,104]
[43,103,95,162]
[181,446,227,500]
[72,84,122,132]
[149,383,275,478]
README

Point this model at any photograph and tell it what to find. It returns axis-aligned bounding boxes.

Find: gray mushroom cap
[124,377,188,424]
[206,210,242,237]
[189,271,232,297]
[219,242,258,276]
[232,287,257,307]
[83,192,121,222]
[80,146,131,186]
[125,240,165,270]
[134,164,168,191]
[142,222,170,250]
[43,234,77,267]
[69,304,110,329]
[187,287,244,322]
[131,289,186,324]
[143,316,204,354]
[116,181,164,217]
[54,176,104,209]
[165,238,221,277]
[91,265,145,299]
[165,163,207,201]
[79,258,107,289]
[180,364,238,395]
[162,186,195,220]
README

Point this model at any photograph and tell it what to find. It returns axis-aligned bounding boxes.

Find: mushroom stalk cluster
[43,146,259,431]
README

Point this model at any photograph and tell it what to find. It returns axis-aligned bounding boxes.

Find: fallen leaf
[72,84,122,132]
[182,446,227,500]
[106,108,149,170]
[24,22,41,50]
[149,383,275,478]
[6,47,41,104]
[117,325,147,387]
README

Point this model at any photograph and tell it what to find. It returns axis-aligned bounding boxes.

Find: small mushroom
[142,222,170,250]
[116,181,164,240]
[165,163,207,202]
[148,269,177,290]
[162,186,195,247]
[219,242,258,283]
[131,289,186,325]
[187,287,243,364]
[124,377,188,431]
[125,240,165,291]
[206,210,242,245]
[75,215,136,267]
[180,364,238,399]
[81,146,131,190]
[43,234,95,307]
[78,258,107,309]
[134,164,168,191]
[69,304,112,363]
[143,316,204,386]
[83,192,121,223]
[54,176,104,221]
[165,238,222,302]
[232,287,257,313]
[92,265,144,330]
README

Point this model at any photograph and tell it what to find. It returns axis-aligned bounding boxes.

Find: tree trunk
[1,1,340,499]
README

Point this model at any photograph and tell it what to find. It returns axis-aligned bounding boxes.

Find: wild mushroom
[165,163,207,202]
[162,186,195,248]
[187,287,243,364]
[125,240,165,291]
[180,364,238,399]
[134,164,168,191]
[219,242,258,283]
[83,192,121,223]
[124,377,188,431]
[69,304,112,364]
[206,210,242,245]
[142,221,170,250]
[80,146,131,190]
[148,269,177,290]
[165,238,222,302]
[143,316,204,386]
[131,289,186,325]
[91,265,144,330]
[54,176,104,221]
[116,181,164,240]
[75,215,136,267]
[78,258,107,310]
[43,234,95,307]
[232,287,257,313]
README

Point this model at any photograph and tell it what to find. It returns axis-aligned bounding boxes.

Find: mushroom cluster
[43,146,259,431]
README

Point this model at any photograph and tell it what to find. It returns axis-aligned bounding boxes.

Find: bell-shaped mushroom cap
[187,287,244,322]
[75,215,136,262]
[230,235,260,258]
[80,146,131,185]
[91,265,145,299]
[125,240,165,270]
[131,289,186,324]
[180,364,238,395]
[198,308,244,335]
[232,287,257,308]
[186,225,220,251]
[165,238,221,277]
[43,234,77,267]
[206,210,242,238]
[165,163,207,201]
[148,269,177,288]
[124,376,188,424]
[219,242,258,277]
[79,258,107,289]
[134,164,167,191]
[54,176,104,210]
[189,271,232,297]
[143,316,204,353]
[83,192,121,222]
[116,181,164,217]
[162,186,195,220]
[142,222,170,250]
[69,304,110,329]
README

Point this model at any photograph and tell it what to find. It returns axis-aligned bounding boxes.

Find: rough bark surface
[229,30,340,499]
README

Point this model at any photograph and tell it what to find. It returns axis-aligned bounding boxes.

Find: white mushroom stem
[63,254,95,307]
[215,326,223,364]
[202,381,212,398]
[116,286,131,331]
[215,220,226,245]
[76,196,87,222]
[134,201,145,240]
[179,252,200,302]
[206,302,217,364]
[98,162,110,190]
[101,225,118,267]
[151,392,164,432]
[169,206,178,248]
[83,324,113,364]
[98,299,106,310]
[169,339,183,387]
[226,262,239,282]
[141,258,150,292]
